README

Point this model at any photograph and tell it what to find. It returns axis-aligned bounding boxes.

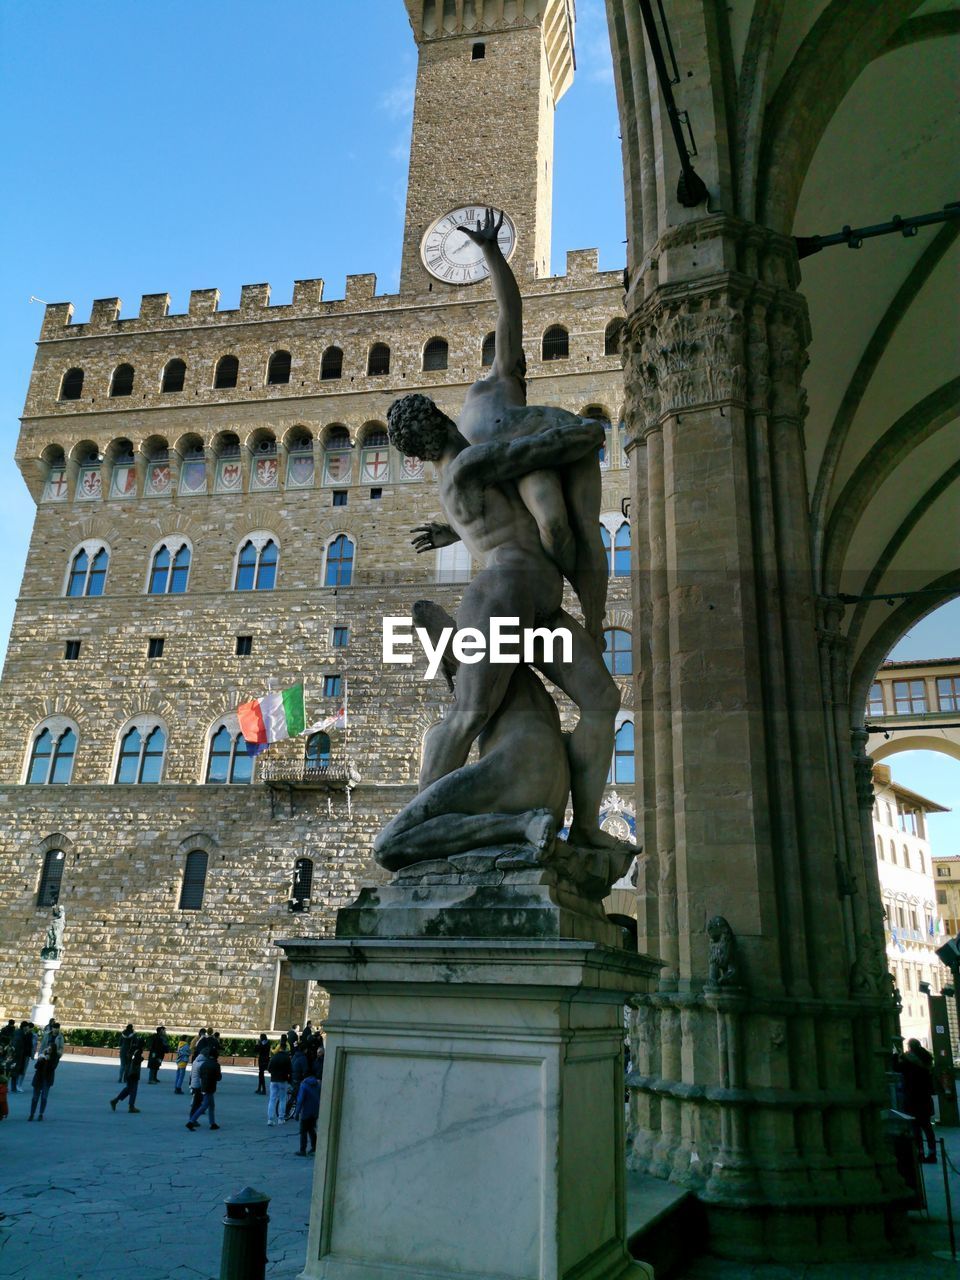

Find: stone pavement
[0,1056,314,1280]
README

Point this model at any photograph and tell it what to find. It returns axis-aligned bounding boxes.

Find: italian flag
[238,683,306,756]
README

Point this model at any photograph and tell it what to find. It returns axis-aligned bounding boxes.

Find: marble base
[31,957,61,1025]
[280,936,660,1280]
[30,1001,55,1026]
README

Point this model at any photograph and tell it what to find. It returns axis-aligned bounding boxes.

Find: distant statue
[41,905,65,960]
[382,210,632,885]
[706,915,740,988]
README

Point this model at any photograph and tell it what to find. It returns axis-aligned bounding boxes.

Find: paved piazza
[1,1057,313,1279]
[6,1056,960,1279]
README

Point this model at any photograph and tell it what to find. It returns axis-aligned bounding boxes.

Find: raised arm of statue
[459,209,523,381]
[453,417,604,491]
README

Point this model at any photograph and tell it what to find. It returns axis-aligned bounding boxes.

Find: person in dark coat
[294,1069,321,1155]
[186,1046,222,1130]
[147,1026,169,1083]
[267,1036,292,1126]
[288,1044,308,1118]
[899,1038,937,1162]
[117,1023,135,1083]
[28,1050,56,1120]
[11,1022,33,1092]
[255,1034,270,1095]
[110,1035,144,1113]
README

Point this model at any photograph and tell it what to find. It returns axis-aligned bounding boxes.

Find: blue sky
[0,0,956,844]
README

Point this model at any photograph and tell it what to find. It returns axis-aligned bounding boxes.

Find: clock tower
[399,0,575,294]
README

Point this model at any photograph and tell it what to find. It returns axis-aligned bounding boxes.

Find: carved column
[622,217,907,1260]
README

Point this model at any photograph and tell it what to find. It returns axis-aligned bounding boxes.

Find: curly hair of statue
[387,394,452,459]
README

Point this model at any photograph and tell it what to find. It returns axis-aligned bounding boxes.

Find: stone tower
[399,0,575,291]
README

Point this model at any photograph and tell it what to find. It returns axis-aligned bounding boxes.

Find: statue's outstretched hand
[411,522,459,553]
[458,207,503,247]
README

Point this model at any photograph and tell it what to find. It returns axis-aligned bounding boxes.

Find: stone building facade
[0,0,637,1035]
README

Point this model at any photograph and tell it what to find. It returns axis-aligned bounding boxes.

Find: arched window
[903,845,911,870]
[877,836,884,860]
[481,333,496,367]
[423,337,448,371]
[160,358,186,393]
[115,725,166,784]
[321,346,343,380]
[110,363,135,397]
[890,841,897,865]
[214,355,239,389]
[267,350,292,385]
[604,319,624,356]
[368,343,391,376]
[26,725,77,785]
[37,848,65,907]
[60,368,84,400]
[602,628,632,676]
[291,857,313,909]
[66,544,109,597]
[206,725,253,784]
[614,521,631,577]
[542,325,569,361]
[324,534,355,587]
[235,537,279,591]
[305,731,331,769]
[148,540,191,594]
[609,720,635,785]
[179,850,208,910]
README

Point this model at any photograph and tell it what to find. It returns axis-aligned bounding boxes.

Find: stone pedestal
[31,957,61,1026]
[281,932,660,1280]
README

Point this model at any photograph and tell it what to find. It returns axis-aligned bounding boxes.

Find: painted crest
[362,448,389,481]
[254,457,278,489]
[110,465,137,497]
[179,460,207,494]
[78,468,101,499]
[44,469,67,501]
[401,456,424,480]
[147,463,171,495]
[217,460,242,492]
[287,454,314,487]
[324,451,351,483]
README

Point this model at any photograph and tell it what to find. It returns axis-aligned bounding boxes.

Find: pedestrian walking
[117,1023,135,1083]
[110,1035,144,1113]
[11,1021,33,1092]
[267,1036,292,1125]
[173,1036,191,1093]
[189,1027,207,1062]
[147,1025,169,1083]
[899,1038,937,1163]
[186,1046,222,1131]
[294,1069,320,1155]
[189,1047,207,1115]
[255,1034,270,1095]
[28,1050,56,1121]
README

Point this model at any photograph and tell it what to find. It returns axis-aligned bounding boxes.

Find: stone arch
[872,736,960,765]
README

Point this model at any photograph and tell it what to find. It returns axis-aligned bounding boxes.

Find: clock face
[420,206,517,285]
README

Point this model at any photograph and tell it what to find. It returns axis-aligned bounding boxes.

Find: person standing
[28,1050,56,1121]
[255,1034,270,1095]
[11,1022,33,1093]
[173,1036,191,1094]
[0,1065,9,1121]
[899,1038,937,1163]
[189,1027,207,1062]
[294,1068,320,1156]
[288,1023,301,1053]
[267,1036,292,1125]
[117,1023,135,1084]
[110,1035,144,1113]
[147,1025,169,1083]
[39,1021,64,1065]
[186,1046,221,1131]
[288,1041,308,1119]
[188,1047,207,1116]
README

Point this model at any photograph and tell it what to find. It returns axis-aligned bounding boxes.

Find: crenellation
[292,278,324,307]
[188,287,220,315]
[89,297,121,327]
[138,293,170,321]
[239,282,271,311]
[344,273,378,302]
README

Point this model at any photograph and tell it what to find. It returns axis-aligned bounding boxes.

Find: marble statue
[381,210,633,892]
[40,904,65,960]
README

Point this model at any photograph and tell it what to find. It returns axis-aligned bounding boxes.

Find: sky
[0,0,956,843]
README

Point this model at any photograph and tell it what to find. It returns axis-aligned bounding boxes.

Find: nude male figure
[412,209,609,640]
[386,391,622,853]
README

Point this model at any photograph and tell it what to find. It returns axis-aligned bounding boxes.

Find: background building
[0,0,635,1034]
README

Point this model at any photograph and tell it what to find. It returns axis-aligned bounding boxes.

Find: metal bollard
[220,1186,270,1280]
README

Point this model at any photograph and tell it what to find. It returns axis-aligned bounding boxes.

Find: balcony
[259,755,361,817]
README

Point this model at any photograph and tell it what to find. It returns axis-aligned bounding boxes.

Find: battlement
[38,254,621,341]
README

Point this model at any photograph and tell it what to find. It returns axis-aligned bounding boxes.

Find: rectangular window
[867,682,884,717]
[893,679,927,714]
[937,675,960,712]
[147,637,165,659]
[370,487,383,500]
[64,640,81,661]
[236,635,252,656]
[324,674,342,698]
[332,626,349,648]
[937,866,951,877]
[938,889,947,904]
[332,490,348,507]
